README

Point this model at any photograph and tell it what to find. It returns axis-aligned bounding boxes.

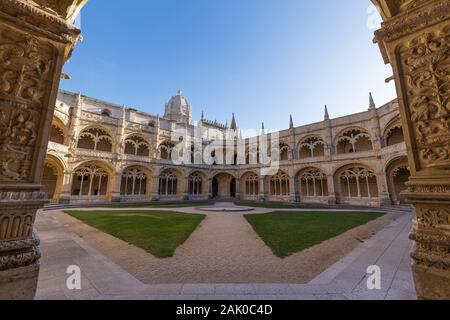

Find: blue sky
[63,0,395,130]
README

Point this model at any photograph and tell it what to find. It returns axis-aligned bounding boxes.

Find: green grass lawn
[244,211,383,258]
[66,210,206,258]
[235,201,328,210]
[110,202,213,209]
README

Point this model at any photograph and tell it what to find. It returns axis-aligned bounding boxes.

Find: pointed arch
[335,127,373,154]
[77,126,113,152]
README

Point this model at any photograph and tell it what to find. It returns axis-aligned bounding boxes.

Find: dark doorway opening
[212,177,219,198]
[230,178,236,198]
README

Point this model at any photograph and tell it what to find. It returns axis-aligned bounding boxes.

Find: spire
[231,113,237,131]
[261,122,266,134]
[289,115,294,129]
[324,105,330,121]
[369,92,376,110]
[201,111,204,121]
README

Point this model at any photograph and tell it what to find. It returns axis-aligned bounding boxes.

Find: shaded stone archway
[212,172,236,199]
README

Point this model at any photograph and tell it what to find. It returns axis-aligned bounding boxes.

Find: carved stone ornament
[400,25,450,170]
[0,27,54,182]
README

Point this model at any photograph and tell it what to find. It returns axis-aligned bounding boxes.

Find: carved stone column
[373,0,450,299]
[0,0,87,299]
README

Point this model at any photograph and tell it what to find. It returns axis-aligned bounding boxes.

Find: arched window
[386,126,404,146]
[124,135,150,157]
[121,167,148,197]
[188,173,203,195]
[279,143,290,161]
[270,171,290,196]
[101,109,112,117]
[299,137,325,159]
[49,123,65,145]
[159,141,175,160]
[339,166,378,199]
[336,128,373,154]
[244,173,259,196]
[71,164,109,198]
[298,168,328,197]
[77,128,113,152]
[159,170,178,196]
[246,148,259,165]
[392,165,410,203]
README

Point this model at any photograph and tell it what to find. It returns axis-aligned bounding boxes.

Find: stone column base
[0,263,40,300]
[412,264,450,300]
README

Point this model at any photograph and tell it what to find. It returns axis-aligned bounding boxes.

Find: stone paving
[35,204,416,300]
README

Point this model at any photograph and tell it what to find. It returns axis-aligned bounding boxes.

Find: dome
[164,90,192,124]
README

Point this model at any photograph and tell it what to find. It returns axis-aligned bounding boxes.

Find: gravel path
[51,205,401,284]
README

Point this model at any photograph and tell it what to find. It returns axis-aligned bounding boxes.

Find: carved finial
[231,113,237,131]
[289,115,294,129]
[324,105,330,121]
[261,122,266,134]
[201,111,204,121]
[369,92,376,110]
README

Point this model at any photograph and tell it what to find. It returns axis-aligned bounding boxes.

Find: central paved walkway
[35,205,416,300]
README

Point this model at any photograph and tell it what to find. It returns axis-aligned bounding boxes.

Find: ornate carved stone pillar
[0,0,87,299]
[373,0,450,299]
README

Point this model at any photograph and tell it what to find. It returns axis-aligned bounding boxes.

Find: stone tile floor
[35,206,416,300]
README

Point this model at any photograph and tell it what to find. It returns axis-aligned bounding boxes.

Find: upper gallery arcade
[43,89,409,207]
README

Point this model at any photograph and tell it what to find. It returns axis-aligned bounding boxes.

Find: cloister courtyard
[1,0,449,301]
[35,202,416,300]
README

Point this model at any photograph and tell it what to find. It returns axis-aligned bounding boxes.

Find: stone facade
[43,90,410,208]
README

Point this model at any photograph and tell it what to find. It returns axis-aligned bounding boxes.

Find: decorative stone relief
[399,25,450,169]
[0,26,54,182]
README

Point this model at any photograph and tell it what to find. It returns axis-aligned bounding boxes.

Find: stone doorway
[212,173,236,199]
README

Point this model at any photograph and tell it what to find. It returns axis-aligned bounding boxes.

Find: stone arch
[211,172,237,199]
[187,170,208,197]
[385,156,411,205]
[335,127,373,154]
[120,165,153,201]
[279,142,291,161]
[384,116,404,147]
[246,146,260,165]
[158,167,184,199]
[77,126,114,152]
[268,170,290,199]
[298,135,326,159]
[42,154,65,203]
[70,160,114,202]
[101,109,112,117]
[241,171,260,200]
[124,134,150,157]
[295,167,328,202]
[334,163,379,205]
[49,116,68,145]
[158,140,176,160]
